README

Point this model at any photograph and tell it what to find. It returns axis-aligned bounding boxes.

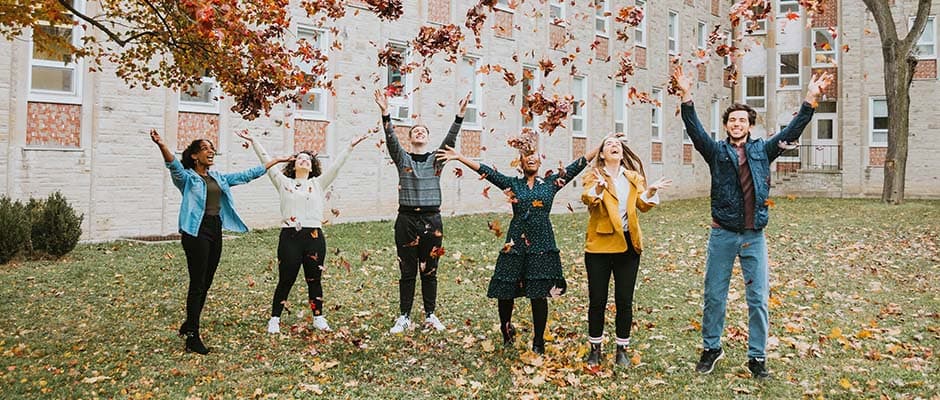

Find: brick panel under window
[294,119,329,153]
[460,129,482,158]
[594,36,609,60]
[495,9,513,39]
[651,142,662,163]
[683,144,693,164]
[177,112,219,151]
[697,64,707,82]
[711,0,720,16]
[572,137,587,158]
[393,125,414,154]
[26,102,81,147]
[427,0,450,25]
[777,161,800,173]
[914,59,938,80]
[811,0,838,28]
[635,46,647,69]
[550,24,566,50]
[811,67,838,99]
[869,147,887,167]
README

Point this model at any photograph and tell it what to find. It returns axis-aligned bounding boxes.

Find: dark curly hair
[181,139,215,170]
[722,103,758,126]
[281,150,322,179]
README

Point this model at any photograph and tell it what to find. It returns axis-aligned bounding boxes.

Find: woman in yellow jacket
[581,135,671,366]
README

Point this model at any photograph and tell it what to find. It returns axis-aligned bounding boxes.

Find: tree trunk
[881,48,915,204]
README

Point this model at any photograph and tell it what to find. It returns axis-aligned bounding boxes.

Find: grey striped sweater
[383,115,463,208]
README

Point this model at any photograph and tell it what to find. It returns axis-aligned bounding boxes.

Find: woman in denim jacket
[151,130,271,355]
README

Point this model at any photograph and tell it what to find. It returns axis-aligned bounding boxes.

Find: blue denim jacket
[681,101,814,232]
[165,158,266,236]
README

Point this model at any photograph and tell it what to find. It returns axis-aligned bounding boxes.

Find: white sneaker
[389,315,411,334]
[267,316,280,334]
[425,313,445,331]
[312,316,331,331]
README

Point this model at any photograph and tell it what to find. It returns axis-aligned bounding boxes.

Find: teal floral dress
[475,157,589,299]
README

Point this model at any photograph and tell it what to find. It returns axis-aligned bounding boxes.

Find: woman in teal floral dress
[438,141,602,354]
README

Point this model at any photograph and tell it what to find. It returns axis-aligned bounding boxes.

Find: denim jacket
[681,101,815,232]
[165,158,266,236]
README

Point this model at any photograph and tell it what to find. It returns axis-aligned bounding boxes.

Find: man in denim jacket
[673,68,832,379]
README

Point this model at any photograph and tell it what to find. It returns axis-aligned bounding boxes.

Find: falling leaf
[331,208,341,217]
[531,200,544,208]
[501,239,515,253]
[482,186,491,199]
[453,167,464,178]
[430,246,446,259]
[765,198,776,208]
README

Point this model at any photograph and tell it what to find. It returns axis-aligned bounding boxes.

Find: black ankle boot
[532,340,545,355]
[178,322,190,338]
[500,323,517,347]
[615,345,630,366]
[184,332,209,355]
[586,342,602,366]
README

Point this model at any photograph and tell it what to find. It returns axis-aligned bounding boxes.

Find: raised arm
[764,72,832,161]
[672,67,718,162]
[151,129,186,190]
[319,134,368,188]
[241,131,288,189]
[437,91,472,150]
[375,89,407,166]
[636,176,670,213]
[151,129,174,163]
[437,145,514,190]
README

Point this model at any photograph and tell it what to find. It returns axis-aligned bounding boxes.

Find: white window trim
[595,0,610,37]
[697,20,707,50]
[461,56,484,130]
[614,83,627,135]
[296,25,329,121]
[723,31,732,67]
[572,76,587,138]
[743,75,766,111]
[28,0,86,105]
[683,126,692,144]
[495,0,514,13]
[778,52,801,90]
[522,65,541,131]
[635,0,647,47]
[910,16,937,60]
[710,99,721,140]
[869,97,888,147]
[178,75,221,114]
[745,4,767,36]
[387,40,414,125]
[777,0,800,16]
[549,0,566,24]
[811,28,838,67]
[668,11,680,55]
[651,87,662,142]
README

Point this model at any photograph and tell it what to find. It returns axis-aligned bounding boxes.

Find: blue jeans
[701,227,769,359]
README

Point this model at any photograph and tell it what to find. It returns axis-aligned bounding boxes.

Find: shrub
[0,196,30,264]
[29,192,83,258]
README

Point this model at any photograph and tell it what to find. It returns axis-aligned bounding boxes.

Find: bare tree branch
[899,0,934,53]
[55,0,130,46]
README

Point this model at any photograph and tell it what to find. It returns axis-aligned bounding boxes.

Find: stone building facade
[1,0,937,241]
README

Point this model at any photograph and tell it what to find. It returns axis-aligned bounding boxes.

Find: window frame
[27,0,85,104]
[911,16,937,59]
[634,0,647,47]
[723,31,732,67]
[386,40,414,124]
[178,71,221,114]
[778,52,801,90]
[668,11,680,55]
[460,55,484,129]
[522,65,541,130]
[710,99,721,140]
[650,87,663,142]
[594,0,610,37]
[697,20,707,50]
[777,0,800,16]
[743,75,766,110]
[295,25,330,121]
[869,97,888,147]
[745,3,767,35]
[549,0,566,24]
[811,28,838,67]
[571,76,587,137]
[613,83,627,135]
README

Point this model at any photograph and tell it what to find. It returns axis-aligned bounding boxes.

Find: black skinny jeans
[271,227,327,317]
[585,231,641,341]
[180,215,223,334]
[394,211,443,317]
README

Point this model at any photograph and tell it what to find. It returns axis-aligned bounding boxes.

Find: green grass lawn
[1,197,938,399]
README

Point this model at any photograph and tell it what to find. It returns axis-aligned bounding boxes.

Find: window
[777,0,799,15]
[870,98,888,146]
[522,66,540,129]
[668,11,679,55]
[459,56,482,127]
[595,0,609,36]
[682,126,691,144]
[651,88,662,141]
[635,0,646,46]
[746,3,767,35]
[778,124,799,159]
[710,99,721,140]
[179,68,220,114]
[697,21,707,50]
[496,0,512,11]
[614,83,627,134]
[812,28,837,66]
[778,52,800,89]
[296,26,329,119]
[550,0,565,22]
[387,41,413,121]
[572,76,586,137]
[912,16,936,59]
[29,0,84,103]
[724,31,732,67]
[744,76,766,109]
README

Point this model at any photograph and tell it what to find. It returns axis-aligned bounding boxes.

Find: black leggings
[498,298,548,346]
[394,212,443,317]
[180,215,222,334]
[585,231,641,341]
[271,228,326,317]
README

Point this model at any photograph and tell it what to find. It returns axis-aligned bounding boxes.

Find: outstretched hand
[350,133,369,147]
[374,89,388,114]
[646,177,673,196]
[149,129,164,146]
[778,140,799,150]
[671,66,693,102]
[806,72,834,104]
[235,129,253,143]
[436,145,461,163]
[457,91,472,117]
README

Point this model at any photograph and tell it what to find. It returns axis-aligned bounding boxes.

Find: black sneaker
[695,347,724,374]
[747,357,770,379]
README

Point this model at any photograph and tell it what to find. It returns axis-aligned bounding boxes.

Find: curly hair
[722,103,758,126]
[281,150,322,179]
[181,139,215,170]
